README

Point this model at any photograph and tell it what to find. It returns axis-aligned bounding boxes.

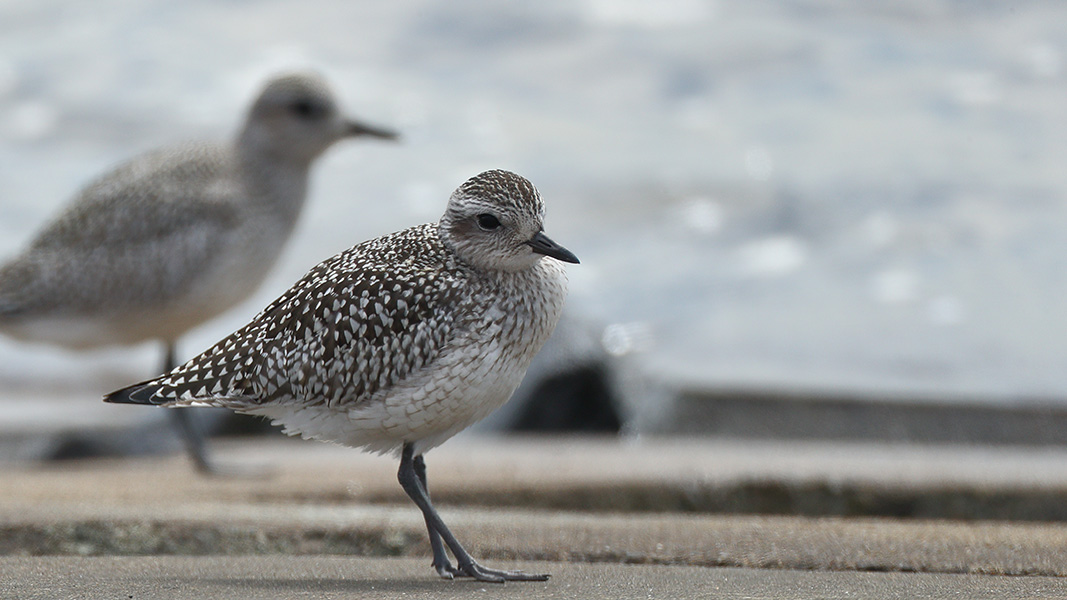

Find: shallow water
[1,0,1066,406]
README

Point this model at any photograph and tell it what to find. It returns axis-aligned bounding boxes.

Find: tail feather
[0,300,21,320]
[104,380,168,405]
[104,375,249,408]
[105,312,267,408]
[0,258,32,320]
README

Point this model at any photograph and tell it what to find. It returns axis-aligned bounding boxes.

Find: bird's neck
[234,139,311,222]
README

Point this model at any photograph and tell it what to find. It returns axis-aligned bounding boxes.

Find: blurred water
[1,0,1066,405]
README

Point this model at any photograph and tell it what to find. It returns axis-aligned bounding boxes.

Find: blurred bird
[0,71,397,473]
[107,169,578,581]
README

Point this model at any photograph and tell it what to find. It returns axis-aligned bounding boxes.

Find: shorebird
[106,169,578,582]
[0,71,397,472]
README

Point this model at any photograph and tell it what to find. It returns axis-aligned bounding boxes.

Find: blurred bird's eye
[290,100,322,119]
[476,214,502,231]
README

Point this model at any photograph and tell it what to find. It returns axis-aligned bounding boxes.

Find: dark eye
[290,100,322,119]
[476,214,501,230]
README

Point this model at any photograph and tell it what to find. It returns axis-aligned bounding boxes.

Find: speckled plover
[106,169,578,582]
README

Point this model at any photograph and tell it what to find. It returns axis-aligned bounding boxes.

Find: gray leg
[398,443,549,583]
[167,409,213,474]
[162,341,214,475]
[414,454,458,578]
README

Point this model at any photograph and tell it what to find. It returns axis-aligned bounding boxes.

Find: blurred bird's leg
[162,341,214,475]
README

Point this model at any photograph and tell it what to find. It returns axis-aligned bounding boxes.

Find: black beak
[345,119,399,140]
[526,231,579,264]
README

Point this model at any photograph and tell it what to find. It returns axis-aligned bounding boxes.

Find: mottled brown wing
[107,225,467,409]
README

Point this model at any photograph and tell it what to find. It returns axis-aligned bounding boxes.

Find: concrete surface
[2,437,1067,580]
[6,501,1067,577]
[3,556,1067,600]
[8,436,1067,520]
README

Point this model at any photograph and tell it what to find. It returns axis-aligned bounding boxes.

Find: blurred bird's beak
[526,231,579,264]
[345,119,399,140]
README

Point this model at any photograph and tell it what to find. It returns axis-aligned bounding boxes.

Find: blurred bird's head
[240,71,397,165]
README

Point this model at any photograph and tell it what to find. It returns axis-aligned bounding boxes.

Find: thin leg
[162,341,178,372]
[414,454,458,578]
[397,443,549,583]
[162,341,214,475]
[168,410,212,473]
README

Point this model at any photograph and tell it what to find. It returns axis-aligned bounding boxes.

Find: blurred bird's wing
[1,146,243,316]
